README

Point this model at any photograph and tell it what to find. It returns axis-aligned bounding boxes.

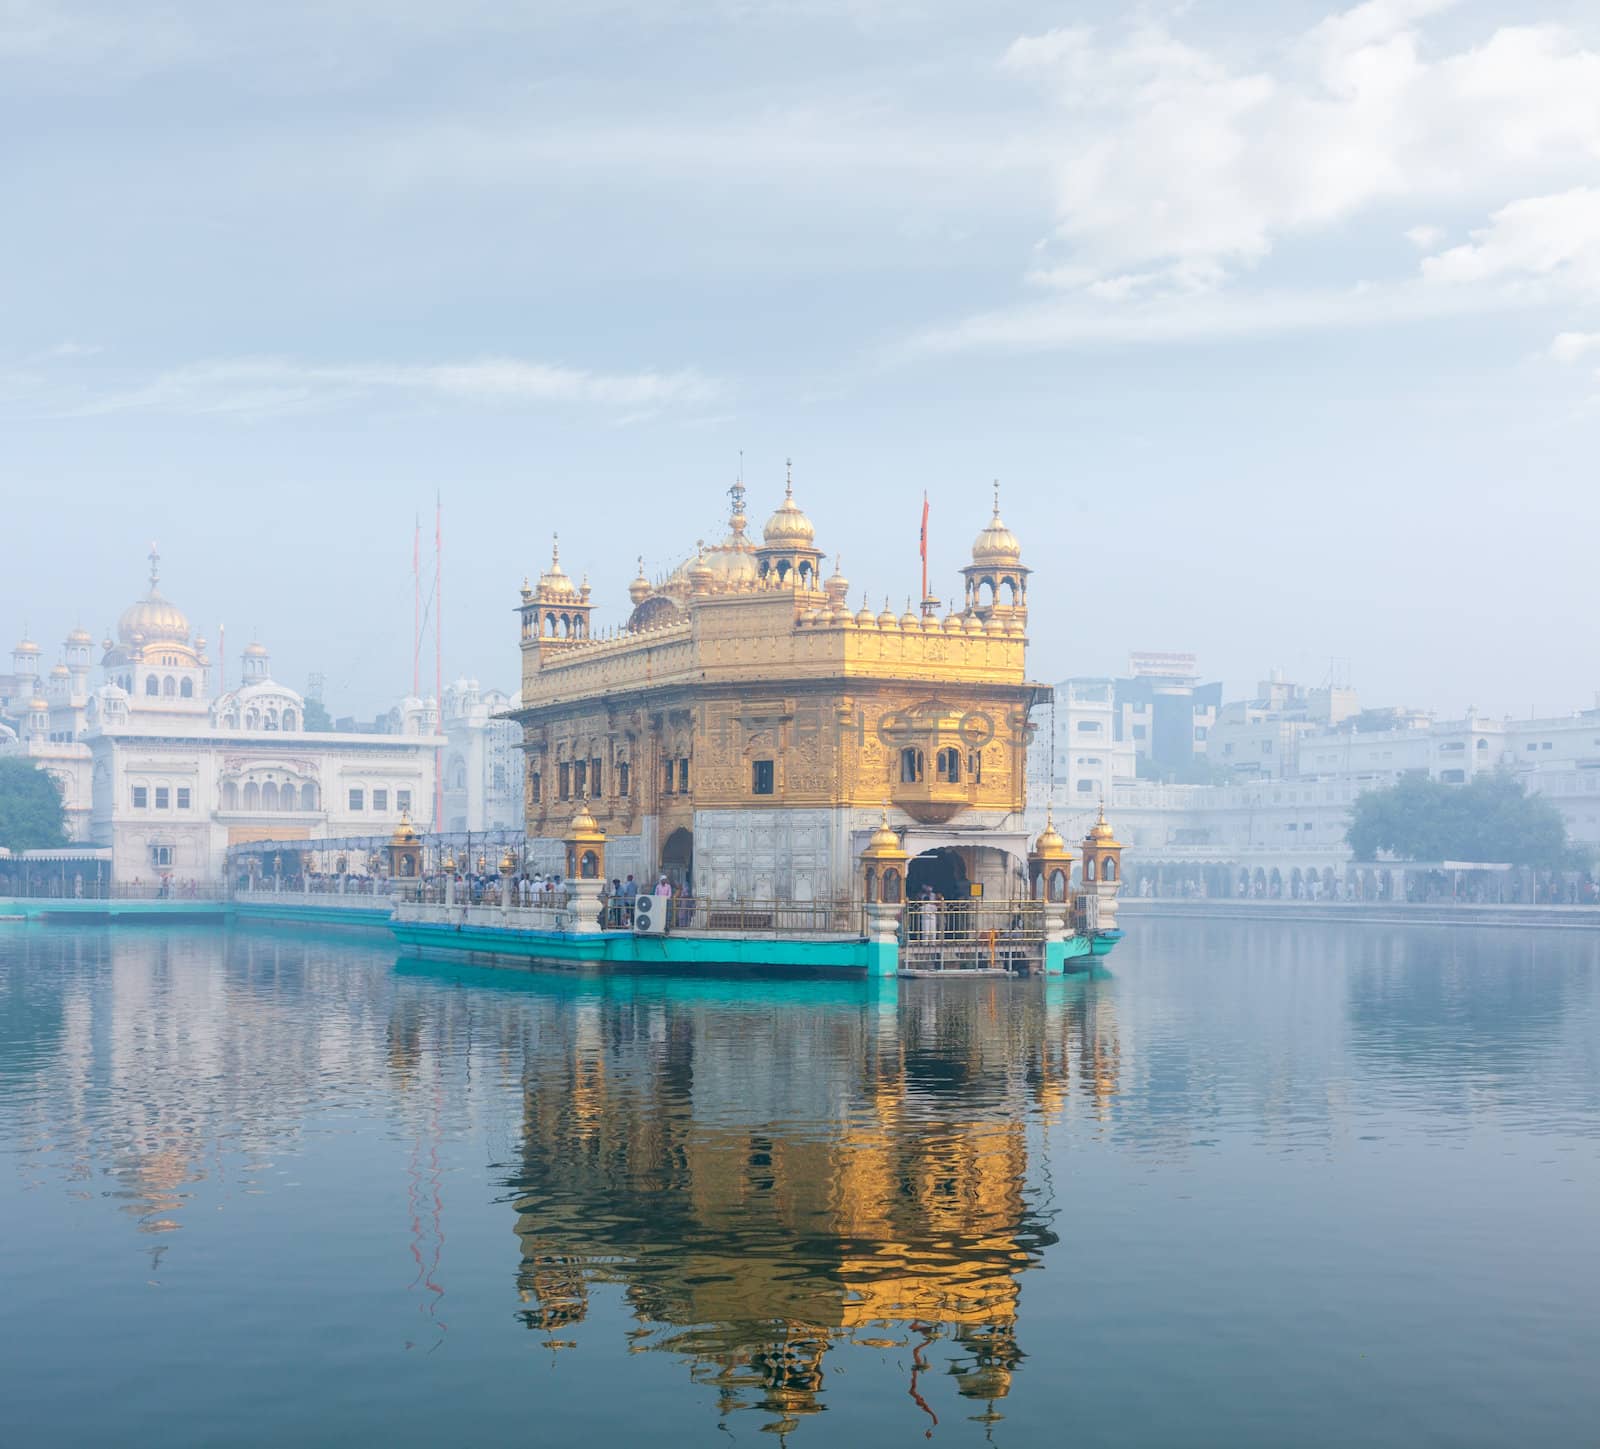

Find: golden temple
[510,473,1046,903]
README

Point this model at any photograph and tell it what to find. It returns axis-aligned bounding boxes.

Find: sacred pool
[2,917,1597,1447]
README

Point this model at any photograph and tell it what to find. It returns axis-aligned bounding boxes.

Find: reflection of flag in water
[920,492,929,604]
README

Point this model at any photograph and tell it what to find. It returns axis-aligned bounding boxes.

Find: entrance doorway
[907,847,968,902]
[661,827,694,897]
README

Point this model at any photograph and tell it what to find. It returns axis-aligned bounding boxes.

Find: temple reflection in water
[500,977,1122,1433]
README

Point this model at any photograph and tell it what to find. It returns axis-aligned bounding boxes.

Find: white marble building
[439,678,521,833]
[2,553,438,886]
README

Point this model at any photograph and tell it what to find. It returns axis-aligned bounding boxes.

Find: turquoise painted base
[1,897,1125,978]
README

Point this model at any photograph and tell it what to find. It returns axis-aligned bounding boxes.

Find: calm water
[2,921,1597,1448]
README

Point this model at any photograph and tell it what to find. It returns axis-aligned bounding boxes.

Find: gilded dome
[861,808,907,860]
[704,542,758,586]
[243,641,268,658]
[971,489,1023,569]
[628,557,651,606]
[1032,807,1069,858]
[538,536,576,597]
[762,474,816,548]
[13,638,40,656]
[118,591,191,647]
[67,628,93,645]
[117,547,191,646]
[1085,805,1122,848]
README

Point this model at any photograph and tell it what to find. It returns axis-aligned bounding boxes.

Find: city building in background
[1029,657,1600,896]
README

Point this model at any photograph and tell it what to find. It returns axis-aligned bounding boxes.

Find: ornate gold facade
[510,476,1047,899]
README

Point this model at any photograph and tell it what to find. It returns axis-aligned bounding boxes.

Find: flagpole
[920,491,929,612]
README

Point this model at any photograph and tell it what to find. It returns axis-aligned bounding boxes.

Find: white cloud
[1421,188,1600,291]
[1550,332,1600,365]
[910,2,1600,355]
[1005,10,1600,287]
[51,356,723,419]
[901,278,1510,357]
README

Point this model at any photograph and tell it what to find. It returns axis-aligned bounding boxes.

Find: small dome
[861,808,907,861]
[14,638,40,656]
[825,558,850,605]
[567,805,604,839]
[855,595,875,627]
[67,628,93,645]
[49,663,70,678]
[628,557,651,606]
[762,474,816,548]
[971,486,1023,568]
[1085,805,1122,847]
[1032,808,1068,857]
[538,536,576,597]
[243,641,268,658]
[29,695,49,712]
[688,546,716,592]
[877,598,898,629]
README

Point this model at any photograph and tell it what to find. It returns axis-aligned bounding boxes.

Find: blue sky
[3,0,1597,717]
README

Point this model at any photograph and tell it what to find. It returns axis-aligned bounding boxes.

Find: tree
[0,759,68,852]
[1347,771,1574,870]
[303,698,334,732]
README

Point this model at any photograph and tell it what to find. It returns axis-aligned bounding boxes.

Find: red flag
[919,493,929,604]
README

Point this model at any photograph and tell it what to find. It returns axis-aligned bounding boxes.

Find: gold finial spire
[785,457,793,498]
[550,533,560,566]
[147,540,160,591]
[993,479,1001,517]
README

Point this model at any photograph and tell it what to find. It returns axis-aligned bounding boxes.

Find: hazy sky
[4,0,1597,719]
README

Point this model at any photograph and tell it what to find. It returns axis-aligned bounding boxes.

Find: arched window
[180,678,194,699]
[882,867,902,903]
[222,781,238,810]
[262,782,279,811]
[1104,858,1118,882]
[1085,857,1098,882]
[301,782,318,810]
[900,747,924,783]
[282,709,296,732]
[245,710,259,729]
[1047,868,1067,902]
[936,747,961,783]
[243,781,260,811]
[145,676,159,696]
[162,676,176,697]
[864,866,877,901]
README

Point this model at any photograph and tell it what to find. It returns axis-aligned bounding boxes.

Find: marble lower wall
[692,807,839,901]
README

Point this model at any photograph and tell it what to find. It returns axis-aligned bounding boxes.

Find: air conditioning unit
[633,892,670,935]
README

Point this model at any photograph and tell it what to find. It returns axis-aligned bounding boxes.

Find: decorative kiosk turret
[387,813,423,884]
[1028,807,1076,974]
[564,806,607,933]
[1078,805,1125,934]
[858,809,909,978]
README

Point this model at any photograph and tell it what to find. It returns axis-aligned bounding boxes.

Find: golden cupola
[628,557,651,606]
[538,536,577,599]
[756,462,825,588]
[962,483,1030,622]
